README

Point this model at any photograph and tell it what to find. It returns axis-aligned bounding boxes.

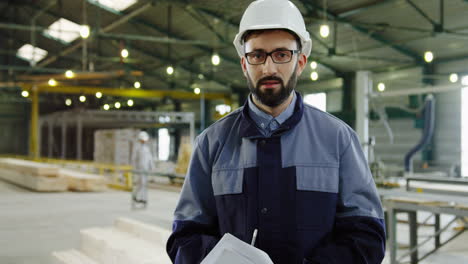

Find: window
[16,44,48,64]
[158,128,170,161]
[44,18,83,43]
[462,87,468,177]
[88,0,137,12]
[304,92,327,112]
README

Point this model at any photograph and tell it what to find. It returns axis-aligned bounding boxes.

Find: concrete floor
[0,180,178,264]
[1,179,468,264]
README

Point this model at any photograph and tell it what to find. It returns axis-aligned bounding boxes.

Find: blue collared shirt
[248,92,297,137]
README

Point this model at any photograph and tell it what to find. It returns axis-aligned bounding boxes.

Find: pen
[251,229,258,246]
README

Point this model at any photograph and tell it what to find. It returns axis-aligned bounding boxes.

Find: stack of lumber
[52,217,172,264]
[0,158,67,191]
[0,158,107,192]
[59,169,107,192]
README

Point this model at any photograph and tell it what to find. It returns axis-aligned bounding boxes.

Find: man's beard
[246,64,298,107]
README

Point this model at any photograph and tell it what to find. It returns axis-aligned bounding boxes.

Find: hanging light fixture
[310,61,318,70]
[211,53,221,66]
[65,70,75,78]
[449,73,458,83]
[310,71,319,81]
[424,51,434,63]
[166,66,174,75]
[121,48,129,58]
[134,81,141,89]
[377,82,386,92]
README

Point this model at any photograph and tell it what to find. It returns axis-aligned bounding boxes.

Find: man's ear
[241,56,248,78]
[296,53,307,76]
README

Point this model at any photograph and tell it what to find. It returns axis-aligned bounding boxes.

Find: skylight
[44,18,82,43]
[16,44,48,65]
[88,0,138,12]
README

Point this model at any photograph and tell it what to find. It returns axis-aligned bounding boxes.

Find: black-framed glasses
[245,49,300,65]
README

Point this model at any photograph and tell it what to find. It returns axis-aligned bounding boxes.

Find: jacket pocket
[296,165,339,193]
[211,168,244,196]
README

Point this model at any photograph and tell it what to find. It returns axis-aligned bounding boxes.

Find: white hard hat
[233,0,312,58]
[138,131,149,142]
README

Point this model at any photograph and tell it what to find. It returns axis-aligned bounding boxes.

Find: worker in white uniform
[131,131,155,208]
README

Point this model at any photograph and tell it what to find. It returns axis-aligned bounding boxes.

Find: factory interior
[1,0,468,263]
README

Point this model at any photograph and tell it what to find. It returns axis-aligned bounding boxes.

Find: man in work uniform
[131,131,154,209]
[166,0,386,263]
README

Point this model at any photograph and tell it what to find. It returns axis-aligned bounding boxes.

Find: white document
[201,233,273,264]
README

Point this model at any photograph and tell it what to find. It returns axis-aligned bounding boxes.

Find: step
[114,217,171,245]
[52,249,99,264]
[80,227,171,264]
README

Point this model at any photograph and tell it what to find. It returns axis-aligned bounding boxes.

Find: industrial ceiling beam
[336,0,397,18]
[406,0,438,27]
[36,1,155,68]
[299,0,424,64]
[20,84,231,102]
[27,3,242,92]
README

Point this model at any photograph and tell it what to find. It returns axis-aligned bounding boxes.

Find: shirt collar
[248,91,297,127]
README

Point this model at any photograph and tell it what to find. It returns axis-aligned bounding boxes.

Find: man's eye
[276,52,288,57]
[253,53,264,58]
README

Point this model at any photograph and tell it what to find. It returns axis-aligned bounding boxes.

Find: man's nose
[262,55,277,76]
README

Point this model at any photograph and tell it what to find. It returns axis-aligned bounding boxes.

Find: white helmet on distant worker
[138,131,149,142]
[233,0,312,58]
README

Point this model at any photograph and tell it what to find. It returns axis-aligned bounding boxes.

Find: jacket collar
[239,91,304,138]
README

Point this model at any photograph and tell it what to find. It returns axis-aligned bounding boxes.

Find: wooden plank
[0,168,67,192]
[59,169,107,192]
[0,158,59,177]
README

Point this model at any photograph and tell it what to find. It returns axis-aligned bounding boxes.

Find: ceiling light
[462,75,468,86]
[310,61,317,70]
[424,51,434,63]
[80,25,90,39]
[21,91,29,97]
[377,82,386,92]
[134,81,141,89]
[65,70,74,78]
[449,73,458,83]
[320,24,330,38]
[194,87,201,94]
[103,104,110,110]
[166,66,174,75]
[114,102,121,109]
[95,92,102,98]
[310,71,318,81]
[48,78,57,86]
[211,53,220,66]
[198,74,204,80]
[79,95,86,102]
[121,48,129,58]
[127,99,134,107]
[65,98,72,106]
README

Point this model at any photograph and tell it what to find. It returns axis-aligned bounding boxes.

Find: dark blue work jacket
[167,92,385,264]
